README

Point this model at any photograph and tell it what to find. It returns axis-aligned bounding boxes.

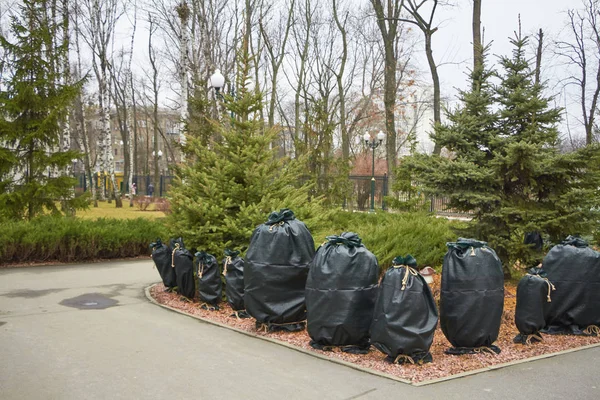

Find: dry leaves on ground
[149,276,600,384]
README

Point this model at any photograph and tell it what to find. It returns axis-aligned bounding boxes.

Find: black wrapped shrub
[541,236,600,336]
[244,209,315,332]
[306,232,379,353]
[370,255,438,364]
[223,249,249,318]
[171,238,195,300]
[150,239,177,290]
[195,251,222,309]
[514,267,555,344]
[440,238,504,355]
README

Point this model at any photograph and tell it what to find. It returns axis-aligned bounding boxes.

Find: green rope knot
[149,238,162,250]
[266,208,295,225]
[224,248,240,258]
[195,251,213,266]
[392,255,417,268]
[325,232,363,248]
[446,237,487,250]
[561,235,588,248]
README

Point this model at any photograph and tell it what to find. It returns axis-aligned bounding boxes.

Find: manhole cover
[59,293,118,310]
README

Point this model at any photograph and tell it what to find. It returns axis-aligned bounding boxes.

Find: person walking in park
[148,183,154,197]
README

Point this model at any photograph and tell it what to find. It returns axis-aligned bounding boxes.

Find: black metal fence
[346,174,389,211]
[74,174,174,198]
[74,173,472,217]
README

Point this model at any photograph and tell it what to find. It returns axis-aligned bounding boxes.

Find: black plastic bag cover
[150,239,177,288]
[306,232,379,347]
[524,232,543,251]
[195,251,222,305]
[171,238,195,299]
[514,268,554,344]
[223,249,245,311]
[541,236,600,335]
[440,238,504,351]
[370,255,438,362]
[244,209,315,328]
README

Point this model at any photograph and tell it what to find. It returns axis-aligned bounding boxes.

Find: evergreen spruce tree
[400,36,600,276]
[487,33,600,268]
[167,48,325,255]
[394,47,499,213]
[0,0,83,220]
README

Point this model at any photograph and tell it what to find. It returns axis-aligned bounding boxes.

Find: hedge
[0,216,168,265]
[310,211,463,271]
[0,211,463,269]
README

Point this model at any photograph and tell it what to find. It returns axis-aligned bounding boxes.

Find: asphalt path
[1,260,599,400]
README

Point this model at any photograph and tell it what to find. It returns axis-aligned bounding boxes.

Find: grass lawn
[76,199,166,220]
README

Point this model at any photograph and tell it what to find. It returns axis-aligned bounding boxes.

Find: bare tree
[260,0,294,129]
[147,14,161,196]
[287,0,315,151]
[79,0,124,206]
[332,0,350,162]
[370,0,405,188]
[399,0,445,156]
[556,0,600,146]
[176,1,189,159]
[72,0,97,206]
[109,1,137,206]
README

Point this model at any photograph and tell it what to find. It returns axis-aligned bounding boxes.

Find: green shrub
[0,216,168,265]
[309,211,463,271]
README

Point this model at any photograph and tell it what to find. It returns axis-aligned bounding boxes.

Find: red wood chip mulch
[149,276,600,384]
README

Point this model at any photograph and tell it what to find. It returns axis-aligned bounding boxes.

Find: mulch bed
[149,275,600,384]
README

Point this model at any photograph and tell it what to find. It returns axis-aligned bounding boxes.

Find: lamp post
[209,69,238,121]
[209,69,226,98]
[152,150,162,197]
[363,130,385,212]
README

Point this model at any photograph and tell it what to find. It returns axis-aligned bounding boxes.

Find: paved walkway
[0,260,598,400]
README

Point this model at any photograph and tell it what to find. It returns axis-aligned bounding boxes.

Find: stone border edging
[144,283,600,387]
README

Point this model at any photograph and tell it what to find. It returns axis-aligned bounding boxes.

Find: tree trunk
[473,0,483,71]
[60,0,74,215]
[371,0,402,189]
[177,2,190,161]
[426,31,442,156]
[333,0,349,162]
[534,29,543,86]
[73,1,97,206]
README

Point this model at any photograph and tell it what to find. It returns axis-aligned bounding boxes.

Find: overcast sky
[431,0,574,101]
[432,0,570,92]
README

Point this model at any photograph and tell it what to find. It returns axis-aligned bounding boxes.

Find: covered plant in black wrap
[195,251,222,309]
[150,239,177,290]
[440,238,504,355]
[306,232,379,353]
[244,209,315,331]
[370,255,438,364]
[541,236,600,336]
[171,238,195,300]
[223,249,249,318]
[514,267,555,344]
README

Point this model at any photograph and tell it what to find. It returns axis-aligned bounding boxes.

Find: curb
[145,283,600,387]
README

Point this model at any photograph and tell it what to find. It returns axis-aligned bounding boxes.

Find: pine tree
[398,36,600,276]
[396,49,499,215]
[167,50,325,255]
[0,0,83,220]
[486,33,600,269]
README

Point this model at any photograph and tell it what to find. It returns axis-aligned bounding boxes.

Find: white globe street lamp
[209,69,225,96]
[364,130,386,212]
